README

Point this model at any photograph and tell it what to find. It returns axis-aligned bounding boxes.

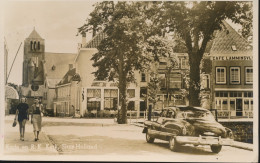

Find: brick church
[20,28,76,110]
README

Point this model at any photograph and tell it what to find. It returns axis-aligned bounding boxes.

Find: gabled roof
[44,52,76,80]
[46,78,62,88]
[209,21,252,55]
[57,68,81,86]
[28,28,43,39]
[84,31,107,48]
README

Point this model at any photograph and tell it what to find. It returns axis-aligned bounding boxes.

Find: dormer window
[231,45,237,51]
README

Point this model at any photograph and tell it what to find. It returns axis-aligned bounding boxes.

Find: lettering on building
[210,56,253,61]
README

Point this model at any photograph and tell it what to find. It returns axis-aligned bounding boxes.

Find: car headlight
[182,126,187,135]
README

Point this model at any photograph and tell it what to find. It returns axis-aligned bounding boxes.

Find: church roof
[44,52,76,80]
[28,28,43,39]
[209,21,252,56]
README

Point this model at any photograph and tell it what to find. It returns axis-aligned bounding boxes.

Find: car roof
[164,106,209,112]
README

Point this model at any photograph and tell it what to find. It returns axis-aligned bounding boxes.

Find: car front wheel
[210,145,222,153]
[169,137,180,152]
[146,131,155,143]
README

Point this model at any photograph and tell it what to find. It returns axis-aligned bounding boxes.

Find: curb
[41,130,60,155]
[231,142,253,151]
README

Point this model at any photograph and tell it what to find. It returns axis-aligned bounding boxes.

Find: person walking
[31,98,44,141]
[14,97,29,141]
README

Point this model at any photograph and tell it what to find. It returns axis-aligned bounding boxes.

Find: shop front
[214,90,253,118]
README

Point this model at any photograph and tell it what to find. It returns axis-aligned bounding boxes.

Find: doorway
[236,99,243,116]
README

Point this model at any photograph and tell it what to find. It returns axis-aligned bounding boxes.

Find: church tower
[23,28,45,86]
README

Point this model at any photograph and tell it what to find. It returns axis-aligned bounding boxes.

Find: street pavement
[1,115,257,162]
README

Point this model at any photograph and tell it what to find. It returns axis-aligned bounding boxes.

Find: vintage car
[142,106,234,153]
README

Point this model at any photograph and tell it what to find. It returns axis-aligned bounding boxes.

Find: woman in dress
[14,97,29,141]
[31,98,44,141]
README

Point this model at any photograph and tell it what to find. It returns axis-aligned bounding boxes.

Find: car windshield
[176,109,215,121]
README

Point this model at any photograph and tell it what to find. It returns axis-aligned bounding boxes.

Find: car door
[160,109,176,140]
[151,109,168,138]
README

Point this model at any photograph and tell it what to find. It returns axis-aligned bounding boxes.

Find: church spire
[28,28,42,39]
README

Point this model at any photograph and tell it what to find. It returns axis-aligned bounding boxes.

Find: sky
[3,0,96,85]
[1,0,245,86]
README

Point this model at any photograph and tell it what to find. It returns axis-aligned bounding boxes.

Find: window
[159,62,167,69]
[230,91,242,97]
[216,67,226,84]
[140,88,147,98]
[127,89,135,110]
[127,89,135,111]
[201,74,210,89]
[38,41,40,50]
[181,58,189,69]
[245,67,253,84]
[169,73,182,89]
[230,99,235,110]
[141,73,146,82]
[104,89,118,110]
[230,67,240,84]
[215,99,221,110]
[30,41,33,51]
[244,99,249,110]
[244,91,253,97]
[222,100,228,110]
[158,73,166,88]
[87,89,101,111]
[215,92,228,97]
[34,41,37,50]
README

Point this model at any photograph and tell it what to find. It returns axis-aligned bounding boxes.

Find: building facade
[21,20,253,119]
[209,21,253,118]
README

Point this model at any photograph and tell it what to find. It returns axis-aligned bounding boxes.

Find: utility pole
[6,42,22,83]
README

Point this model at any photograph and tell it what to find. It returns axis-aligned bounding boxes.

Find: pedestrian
[31,98,44,141]
[14,97,29,141]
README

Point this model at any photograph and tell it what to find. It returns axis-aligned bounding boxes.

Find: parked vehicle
[142,106,234,153]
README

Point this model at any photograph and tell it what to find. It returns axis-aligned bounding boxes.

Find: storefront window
[230,91,242,97]
[104,89,118,110]
[87,89,101,111]
[222,100,228,110]
[215,99,221,110]
[244,99,249,110]
[230,99,235,110]
[127,89,135,110]
[215,91,228,97]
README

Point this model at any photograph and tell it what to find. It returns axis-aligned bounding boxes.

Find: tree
[141,35,178,108]
[79,2,153,124]
[149,1,252,106]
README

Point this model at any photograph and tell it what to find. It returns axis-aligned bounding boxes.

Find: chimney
[82,31,86,47]
[69,64,73,70]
